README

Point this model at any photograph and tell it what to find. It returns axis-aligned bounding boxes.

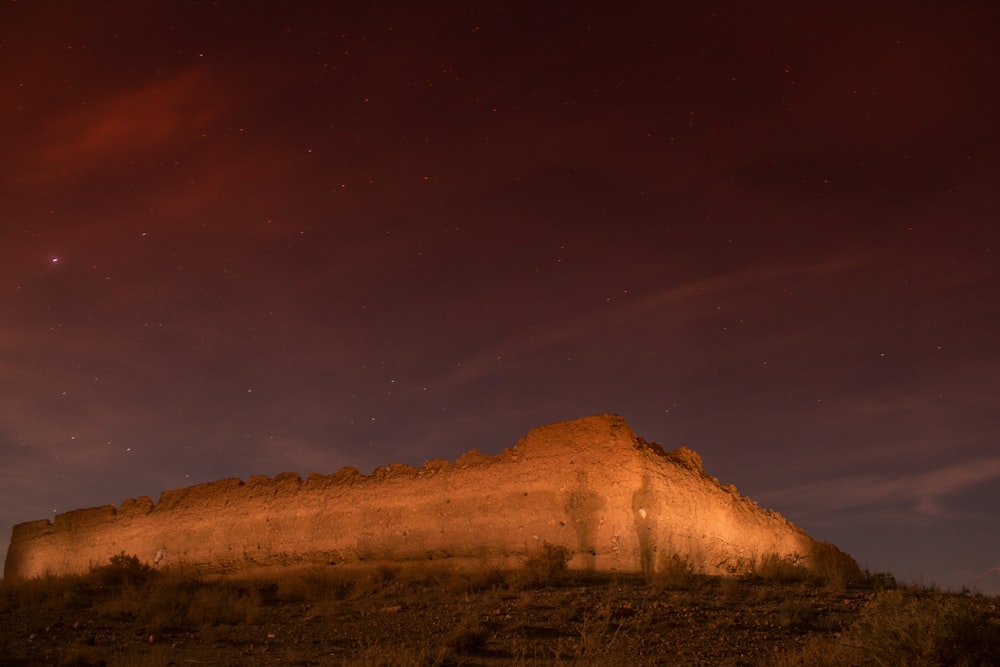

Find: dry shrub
[353,639,445,667]
[0,573,90,612]
[808,541,863,591]
[518,542,572,589]
[375,564,401,583]
[770,634,855,667]
[651,552,701,591]
[2,552,156,614]
[396,562,458,594]
[271,566,354,602]
[187,582,263,627]
[773,589,1000,667]
[95,572,264,632]
[462,565,509,593]
[717,576,744,601]
[92,552,155,588]
[270,562,504,608]
[443,618,491,654]
[744,553,812,584]
[577,603,628,661]
[741,546,862,591]
[845,589,1000,666]
[346,564,406,599]
[776,598,819,631]
[57,645,104,667]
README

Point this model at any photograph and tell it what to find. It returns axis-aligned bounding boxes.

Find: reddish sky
[2,2,999,592]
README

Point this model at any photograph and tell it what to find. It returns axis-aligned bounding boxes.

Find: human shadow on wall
[632,474,659,577]
[564,471,605,569]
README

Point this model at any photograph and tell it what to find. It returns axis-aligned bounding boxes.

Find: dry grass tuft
[5,552,998,666]
[517,542,573,589]
[743,553,813,584]
[650,552,705,591]
[772,587,1000,666]
[443,618,492,655]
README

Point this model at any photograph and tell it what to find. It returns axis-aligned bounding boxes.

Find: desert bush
[517,542,573,589]
[0,553,155,615]
[651,552,701,591]
[866,570,898,591]
[353,639,446,667]
[400,562,469,598]
[773,589,1000,667]
[739,547,863,591]
[743,553,812,584]
[375,564,401,583]
[777,598,819,631]
[463,565,509,593]
[0,573,91,612]
[271,566,352,602]
[845,589,1000,666]
[717,575,745,601]
[577,603,626,660]
[444,618,491,654]
[95,573,264,631]
[770,634,856,667]
[57,644,104,667]
[808,541,863,591]
[189,582,263,627]
[92,551,156,587]
[348,564,407,599]
[269,562,508,607]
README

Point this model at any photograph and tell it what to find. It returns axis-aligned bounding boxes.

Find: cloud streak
[13,67,227,186]
[760,457,1000,519]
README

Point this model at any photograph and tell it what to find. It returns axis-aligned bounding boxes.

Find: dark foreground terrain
[2,552,998,666]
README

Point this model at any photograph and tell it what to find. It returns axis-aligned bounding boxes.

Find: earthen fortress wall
[4,415,842,579]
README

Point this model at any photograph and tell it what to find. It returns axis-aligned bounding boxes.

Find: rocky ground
[1,564,997,666]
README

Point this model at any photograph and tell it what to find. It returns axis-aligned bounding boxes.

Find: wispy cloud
[426,254,874,390]
[760,457,1000,518]
[14,67,228,186]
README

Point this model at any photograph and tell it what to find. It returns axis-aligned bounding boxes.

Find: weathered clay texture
[4,414,849,579]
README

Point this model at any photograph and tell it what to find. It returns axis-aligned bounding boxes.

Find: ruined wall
[4,414,846,579]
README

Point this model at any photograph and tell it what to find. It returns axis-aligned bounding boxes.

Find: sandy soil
[0,570,883,666]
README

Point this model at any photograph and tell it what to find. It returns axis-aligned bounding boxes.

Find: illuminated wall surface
[4,415,849,579]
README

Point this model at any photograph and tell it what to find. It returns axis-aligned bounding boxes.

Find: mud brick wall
[4,414,841,579]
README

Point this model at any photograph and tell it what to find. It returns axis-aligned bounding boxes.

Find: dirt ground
[0,566,902,667]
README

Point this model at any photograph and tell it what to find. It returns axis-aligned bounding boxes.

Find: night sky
[2,2,998,592]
